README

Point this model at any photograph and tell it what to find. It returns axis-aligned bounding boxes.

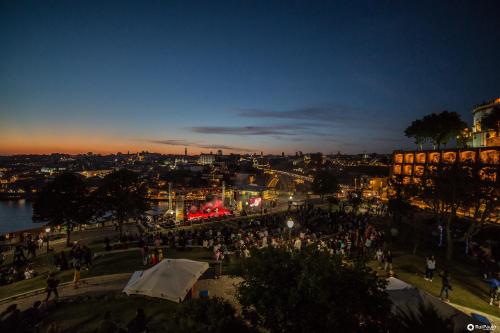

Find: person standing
[384,250,393,273]
[73,258,81,289]
[425,256,436,282]
[439,270,452,302]
[375,248,383,269]
[44,272,60,302]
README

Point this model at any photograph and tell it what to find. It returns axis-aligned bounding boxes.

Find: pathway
[0,272,132,312]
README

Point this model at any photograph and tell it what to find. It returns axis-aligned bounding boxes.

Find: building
[472,97,500,147]
[392,97,500,184]
[198,153,215,165]
[391,147,499,184]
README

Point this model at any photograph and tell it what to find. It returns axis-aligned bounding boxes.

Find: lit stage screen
[187,195,232,220]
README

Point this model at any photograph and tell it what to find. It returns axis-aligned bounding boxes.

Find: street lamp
[286,218,294,240]
[45,226,51,254]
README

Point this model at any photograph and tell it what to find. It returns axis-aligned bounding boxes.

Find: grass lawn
[369,250,500,318]
[38,292,178,333]
[0,247,221,299]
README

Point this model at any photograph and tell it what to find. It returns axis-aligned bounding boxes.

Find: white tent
[386,277,481,333]
[123,259,209,303]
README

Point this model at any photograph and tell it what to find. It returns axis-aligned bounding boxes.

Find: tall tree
[405,111,467,150]
[94,169,150,238]
[236,247,392,333]
[418,164,470,260]
[32,173,90,246]
[404,119,427,150]
[311,168,339,201]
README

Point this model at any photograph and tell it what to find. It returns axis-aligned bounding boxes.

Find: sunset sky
[1,1,499,155]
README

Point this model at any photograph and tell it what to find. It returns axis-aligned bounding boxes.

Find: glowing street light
[45,226,51,254]
[286,218,294,240]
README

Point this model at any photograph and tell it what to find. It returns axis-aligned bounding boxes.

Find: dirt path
[0,273,132,312]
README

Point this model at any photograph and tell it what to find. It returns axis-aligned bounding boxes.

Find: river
[0,200,37,234]
[0,200,172,234]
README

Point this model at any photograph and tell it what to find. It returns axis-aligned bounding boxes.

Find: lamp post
[286,218,294,241]
[45,226,51,254]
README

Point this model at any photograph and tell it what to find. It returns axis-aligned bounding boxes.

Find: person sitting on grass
[127,308,148,333]
[99,311,119,333]
[486,276,499,308]
[24,265,35,280]
[21,300,44,331]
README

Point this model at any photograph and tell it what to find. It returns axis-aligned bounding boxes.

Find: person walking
[384,250,393,274]
[425,256,436,282]
[439,270,452,302]
[44,272,60,302]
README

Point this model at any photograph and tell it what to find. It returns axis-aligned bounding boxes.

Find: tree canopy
[405,111,467,149]
[32,172,91,246]
[481,106,500,133]
[311,168,339,199]
[236,247,392,333]
[94,169,150,238]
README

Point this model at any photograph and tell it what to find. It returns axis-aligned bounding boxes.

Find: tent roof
[385,277,482,333]
[123,259,209,303]
[386,277,414,291]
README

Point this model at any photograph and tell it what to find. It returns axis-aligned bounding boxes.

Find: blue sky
[1,0,499,154]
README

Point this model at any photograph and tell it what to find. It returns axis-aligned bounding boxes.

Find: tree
[458,165,499,239]
[387,175,414,226]
[404,119,428,150]
[32,173,91,246]
[405,111,466,150]
[418,164,470,260]
[311,168,339,201]
[236,247,392,333]
[94,169,150,238]
[160,298,254,333]
[481,106,500,134]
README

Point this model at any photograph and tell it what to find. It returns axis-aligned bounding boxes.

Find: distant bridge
[258,166,314,183]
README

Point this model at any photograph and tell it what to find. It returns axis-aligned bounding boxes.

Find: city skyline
[1,1,500,155]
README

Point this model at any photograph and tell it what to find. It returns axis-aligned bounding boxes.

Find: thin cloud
[190,125,306,136]
[149,139,255,152]
[238,106,355,123]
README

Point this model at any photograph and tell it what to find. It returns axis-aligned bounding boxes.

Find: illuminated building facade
[391,147,499,184]
[472,97,500,148]
[198,153,215,165]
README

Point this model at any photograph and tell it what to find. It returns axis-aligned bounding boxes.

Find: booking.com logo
[467,323,497,331]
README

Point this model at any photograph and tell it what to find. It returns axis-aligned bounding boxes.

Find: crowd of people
[136,205,388,268]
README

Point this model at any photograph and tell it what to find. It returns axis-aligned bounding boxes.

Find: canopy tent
[123,259,209,303]
[386,277,482,332]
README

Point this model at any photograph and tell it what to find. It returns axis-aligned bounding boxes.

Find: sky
[1,0,499,155]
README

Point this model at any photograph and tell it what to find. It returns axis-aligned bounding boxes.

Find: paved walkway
[450,302,500,326]
[0,273,132,312]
